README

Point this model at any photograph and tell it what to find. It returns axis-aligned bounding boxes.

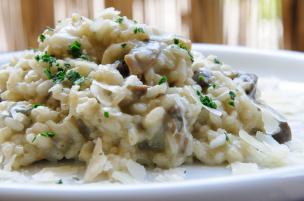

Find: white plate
[1,44,304,201]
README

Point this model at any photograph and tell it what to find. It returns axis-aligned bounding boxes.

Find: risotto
[0,8,300,183]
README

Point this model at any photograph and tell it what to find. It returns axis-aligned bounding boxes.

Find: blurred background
[0,0,303,52]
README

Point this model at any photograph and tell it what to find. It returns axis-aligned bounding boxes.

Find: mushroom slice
[115,60,130,78]
[166,106,184,134]
[233,72,258,98]
[75,118,91,137]
[272,122,291,144]
[127,85,149,96]
[192,68,213,90]
[124,41,161,75]
[254,100,291,144]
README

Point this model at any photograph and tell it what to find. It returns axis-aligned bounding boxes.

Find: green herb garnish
[32,103,42,109]
[134,27,145,34]
[42,52,56,64]
[115,17,124,24]
[196,90,217,109]
[228,91,236,107]
[32,131,56,143]
[214,58,222,64]
[173,38,194,62]
[198,75,204,82]
[35,55,40,62]
[121,43,127,48]
[104,111,110,118]
[56,179,63,184]
[200,95,217,109]
[158,76,167,85]
[68,41,82,58]
[35,52,56,67]
[39,34,46,42]
[40,131,56,138]
[64,63,71,69]
[66,70,85,85]
[44,68,53,79]
[52,70,66,84]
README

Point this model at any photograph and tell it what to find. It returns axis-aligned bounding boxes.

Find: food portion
[0,8,297,183]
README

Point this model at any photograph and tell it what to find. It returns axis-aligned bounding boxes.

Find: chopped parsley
[41,53,56,64]
[42,61,85,85]
[198,75,204,82]
[173,38,177,44]
[35,55,40,61]
[214,58,222,64]
[115,17,124,24]
[173,38,194,62]
[32,103,42,109]
[104,111,110,118]
[32,131,56,143]
[209,83,217,89]
[200,95,217,109]
[56,179,63,184]
[66,70,85,85]
[134,27,145,34]
[121,43,127,48]
[44,68,53,79]
[228,91,236,107]
[158,76,167,85]
[64,63,71,69]
[35,52,56,68]
[68,41,89,60]
[68,41,82,58]
[40,131,56,138]
[39,34,46,42]
[196,90,217,109]
[52,70,66,84]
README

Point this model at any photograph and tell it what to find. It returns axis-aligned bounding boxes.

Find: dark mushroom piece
[165,106,184,135]
[137,105,185,151]
[233,72,258,98]
[116,60,130,78]
[75,118,91,137]
[124,41,161,75]
[192,69,213,91]
[254,101,291,144]
[127,85,149,97]
[138,132,165,151]
[272,122,292,144]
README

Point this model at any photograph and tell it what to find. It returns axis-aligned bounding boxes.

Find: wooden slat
[104,0,133,18]
[53,0,95,21]
[282,0,304,51]
[21,0,55,49]
[282,0,294,50]
[296,0,304,51]
[0,0,27,51]
[190,0,224,43]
